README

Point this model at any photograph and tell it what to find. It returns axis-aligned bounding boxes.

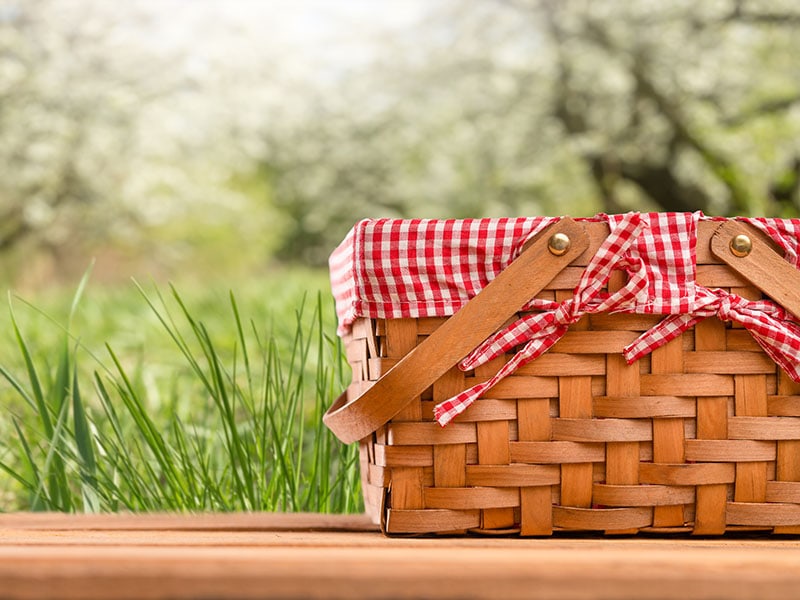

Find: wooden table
[2,512,800,599]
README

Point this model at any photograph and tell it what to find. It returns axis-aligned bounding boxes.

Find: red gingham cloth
[624,287,800,382]
[330,217,557,336]
[330,212,800,426]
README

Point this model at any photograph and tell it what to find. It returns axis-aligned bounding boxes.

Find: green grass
[0,269,362,513]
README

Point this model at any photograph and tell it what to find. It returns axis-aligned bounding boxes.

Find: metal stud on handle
[730,234,752,258]
[548,232,571,256]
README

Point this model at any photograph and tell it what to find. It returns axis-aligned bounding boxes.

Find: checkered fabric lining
[330,212,800,426]
[329,217,557,336]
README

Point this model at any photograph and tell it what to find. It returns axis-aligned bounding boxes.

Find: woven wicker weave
[336,220,800,535]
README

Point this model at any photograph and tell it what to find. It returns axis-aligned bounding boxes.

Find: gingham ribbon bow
[434,212,649,426]
[624,286,800,380]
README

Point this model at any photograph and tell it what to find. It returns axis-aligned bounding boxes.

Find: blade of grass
[72,364,99,512]
[30,390,72,511]
[8,418,39,503]
[8,294,51,437]
[104,344,183,504]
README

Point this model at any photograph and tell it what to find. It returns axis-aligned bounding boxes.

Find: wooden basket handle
[711,220,800,320]
[324,218,590,444]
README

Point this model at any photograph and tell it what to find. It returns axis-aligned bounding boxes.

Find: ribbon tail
[745,328,800,383]
[623,313,704,365]
[459,311,554,371]
[434,331,564,426]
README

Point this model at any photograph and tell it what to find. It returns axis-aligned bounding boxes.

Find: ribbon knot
[553,301,580,327]
[623,287,800,382]
[715,294,744,322]
[434,212,649,426]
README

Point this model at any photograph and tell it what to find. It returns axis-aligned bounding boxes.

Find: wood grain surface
[2,512,800,599]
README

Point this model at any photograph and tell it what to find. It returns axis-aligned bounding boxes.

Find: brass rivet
[730,234,752,258]
[548,233,571,256]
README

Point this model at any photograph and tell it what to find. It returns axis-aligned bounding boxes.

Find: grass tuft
[0,278,361,513]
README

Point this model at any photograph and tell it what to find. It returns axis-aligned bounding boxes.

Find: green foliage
[0,273,362,513]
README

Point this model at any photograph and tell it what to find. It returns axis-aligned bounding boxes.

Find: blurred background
[2,0,800,290]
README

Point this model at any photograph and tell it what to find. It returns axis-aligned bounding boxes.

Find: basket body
[341,220,800,535]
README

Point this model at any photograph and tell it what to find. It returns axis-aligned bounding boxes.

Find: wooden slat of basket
[380,320,426,520]
[467,352,515,531]
[465,465,560,487]
[640,374,734,396]
[604,354,641,492]
[695,398,731,436]
[588,313,663,331]
[593,396,696,418]
[391,467,424,512]
[725,330,762,351]
[517,399,551,441]
[471,375,558,398]
[433,444,466,486]
[550,330,640,354]
[775,374,800,533]
[517,396,554,536]
[696,265,752,288]
[359,444,382,523]
[553,418,652,442]
[514,353,606,376]
[650,336,687,528]
[766,481,800,503]
[734,375,769,504]
[693,316,729,534]
[386,422,476,445]
[424,487,520,510]
[559,376,593,510]
[386,508,481,533]
[520,486,552,536]
[431,365,468,516]
[639,463,736,486]
[684,440,775,462]
[476,420,515,529]
[684,351,777,374]
[768,395,800,416]
[727,502,800,527]
[593,484,695,507]
[553,506,653,531]
[421,398,518,422]
[605,294,652,549]
[510,441,605,464]
[373,444,433,467]
[728,416,800,440]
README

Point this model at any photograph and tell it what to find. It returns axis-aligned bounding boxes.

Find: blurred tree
[511,0,800,217]
[263,0,800,264]
[0,0,284,285]
[0,0,152,264]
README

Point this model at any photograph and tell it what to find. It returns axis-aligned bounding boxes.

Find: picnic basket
[325,212,800,535]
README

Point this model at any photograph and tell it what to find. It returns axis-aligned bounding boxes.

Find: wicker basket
[325,216,800,535]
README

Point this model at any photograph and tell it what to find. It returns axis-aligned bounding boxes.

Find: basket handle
[711,220,800,320]
[323,217,590,444]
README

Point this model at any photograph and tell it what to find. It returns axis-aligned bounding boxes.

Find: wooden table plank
[0,512,377,531]
[3,513,800,599]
